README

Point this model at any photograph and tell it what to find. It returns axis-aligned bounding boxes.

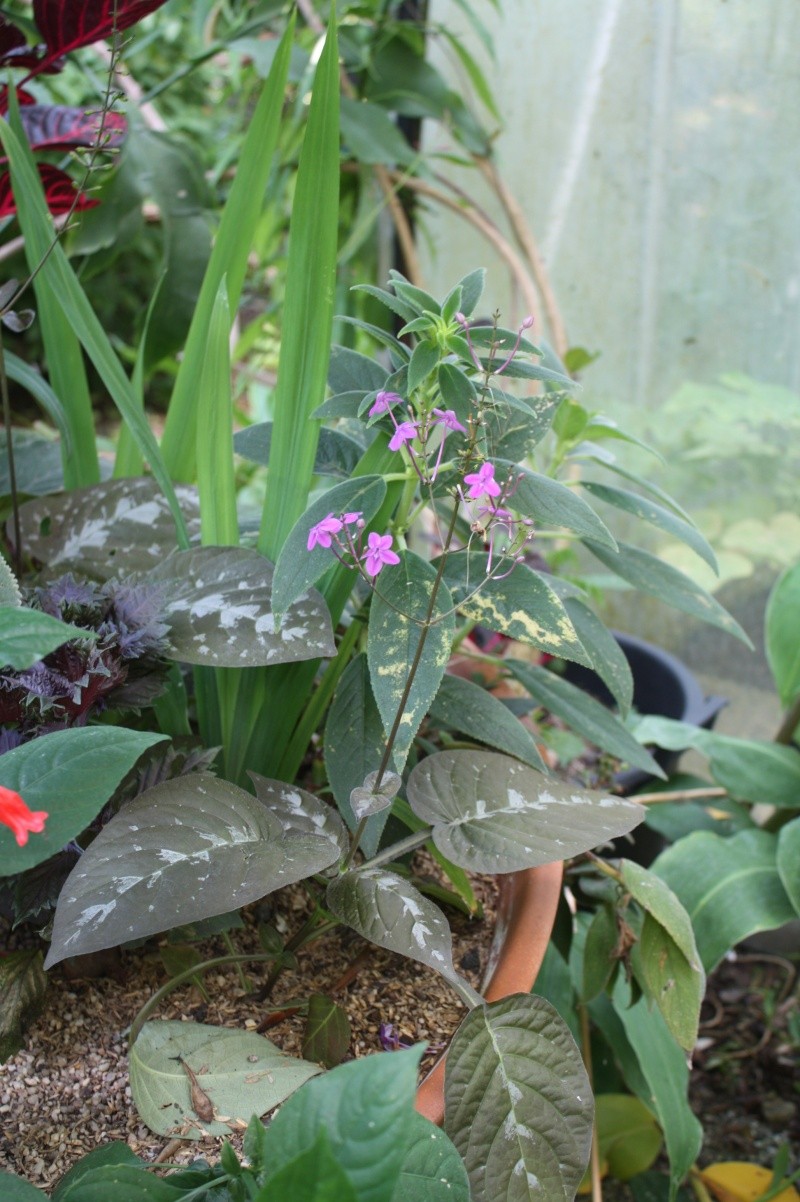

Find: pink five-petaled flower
[0,785,47,847]
[363,532,400,576]
[464,462,502,500]
[307,513,343,550]
[432,408,467,435]
[388,420,419,452]
[368,390,403,417]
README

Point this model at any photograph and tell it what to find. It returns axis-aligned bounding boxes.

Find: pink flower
[0,786,47,847]
[341,511,363,526]
[432,409,466,435]
[307,513,343,550]
[464,462,502,500]
[388,420,419,452]
[363,532,400,576]
[369,390,403,417]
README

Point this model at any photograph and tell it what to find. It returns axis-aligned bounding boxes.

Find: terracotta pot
[415,859,564,1125]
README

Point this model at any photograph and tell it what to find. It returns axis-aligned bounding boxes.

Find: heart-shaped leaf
[0,606,95,669]
[407,750,644,874]
[0,727,167,877]
[444,994,593,1202]
[45,774,341,966]
[350,769,402,820]
[0,949,47,1062]
[129,1020,321,1137]
[248,773,348,864]
[143,546,335,667]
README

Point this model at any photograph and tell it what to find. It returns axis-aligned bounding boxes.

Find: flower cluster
[307,511,401,577]
[368,391,467,486]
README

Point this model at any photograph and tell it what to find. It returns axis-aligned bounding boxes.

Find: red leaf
[0,17,45,70]
[0,87,37,113]
[31,1,171,71]
[0,164,100,217]
[17,104,126,151]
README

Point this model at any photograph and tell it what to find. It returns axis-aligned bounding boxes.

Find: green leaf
[777,817,800,915]
[45,774,341,966]
[582,905,619,1002]
[0,432,64,497]
[440,555,591,664]
[340,96,415,166]
[438,363,477,427]
[584,540,751,645]
[580,481,718,572]
[498,461,617,547]
[302,994,351,1069]
[52,1143,146,1201]
[483,394,562,462]
[507,660,662,777]
[0,727,166,878]
[159,16,296,480]
[328,345,389,394]
[444,994,592,1202]
[0,949,47,1062]
[17,478,201,581]
[367,552,455,772]
[766,562,800,706]
[454,268,486,317]
[254,1127,358,1202]
[0,607,95,670]
[407,339,440,392]
[234,424,364,479]
[196,281,237,548]
[259,1044,425,1202]
[248,773,348,863]
[0,1171,52,1200]
[429,673,546,769]
[4,352,71,450]
[47,1167,185,1202]
[611,979,702,1195]
[594,1094,662,1182]
[619,860,702,969]
[634,913,704,1053]
[653,829,796,970]
[394,1113,471,1202]
[406,750,644,873]
[562,598,634,716]
[144,546,335,667]
[129,1020,322,1137]
[272,476,386,616]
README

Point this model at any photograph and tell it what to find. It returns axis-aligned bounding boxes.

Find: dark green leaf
[0,433,64,497]
[497,461,616,547]
[582,905,619,1002]
[234,424,364,479]
[429,673,545,769]
[302,994,351,1068]
[394,1113,471,1202]
[562,597,634,716]
[340,97,415,166]
[580,481,718,572]
[53,1143,145,1201]
[0,606,95,670]
[0,949,47,1062]
[254,1127,357,1202]
[328,345,388,395]
[634,913,703,1053]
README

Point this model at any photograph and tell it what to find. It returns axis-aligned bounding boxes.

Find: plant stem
[633,785,728,805]
[357,829,431,872]
[775,692,800,745]
[221,931,250,994]
[578,1001,603,1202]
[0,333,21,575]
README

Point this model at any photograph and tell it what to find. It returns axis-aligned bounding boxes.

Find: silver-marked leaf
[272,476,387,616]
[580,481,718,572]
[0,727,167,878]
[234,423,364,479]
[0,606,95,670]
[440,555,591,665]
[130,1020,321,1137]
[326,868,462,988]
[324,653,390,857]
[584,539,751,644]
[444,994,592,1202]
[395,1113,471,1202]
[497,460,616,548]
[430,674,546,770]
[350,770,402,820]
[248,772,348,864]
[368,552,455,771]
[143,546,335,667]
[45,775,341,967]
[16,477,201,580]
[507,660,661,777]
[406,750,644,874]
[562,598,634,717]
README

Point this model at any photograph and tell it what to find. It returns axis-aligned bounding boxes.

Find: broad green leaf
[444,994,592,1202]
[619,861,702,969]
[407,339,440,392]
[611,979,702,1195]
[259,1044,425,1202]
[254,1128,357,1202]
[533,942,580,1042]
[324,653,391,857]
[497,460,616,547]
[584,540,751,644]
[302,994,351,1069]
[483,393,563,463]
[440,554,591,664]
[350,769,401,819]
[0,949,47,1062]
[406,750,644,873]
[580,481,718,572]
[53,1166,190,1201]
[326,869,469,996]
[52,1143,145,1201]
[429,673,546,769]
[45,774,341,967]
[258,17,340,560]
[17,478,201,580]
[594,1094,662,1182]
[394,1113,471,1202]
[0,727,166,877]
[766,562,800,706]
[144,546,335,667]
[507,660,662,777]
[129,1020,321,1137]
[234,423,364,479]
[248,773,348,863]
[634,913,704,1052]
[160,16,296,480]
[328,345,389,394]
[340,96,415,166]
[0,607,95,670]
[0,432,64,497]
[777,818,800,914]
[272,476,386,616]
[562,597,634,716]
[0,1171,53,1200]
[367,552,455,772]
[653,829,796,970]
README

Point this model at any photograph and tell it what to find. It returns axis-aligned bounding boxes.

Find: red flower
[0,785,48,846]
